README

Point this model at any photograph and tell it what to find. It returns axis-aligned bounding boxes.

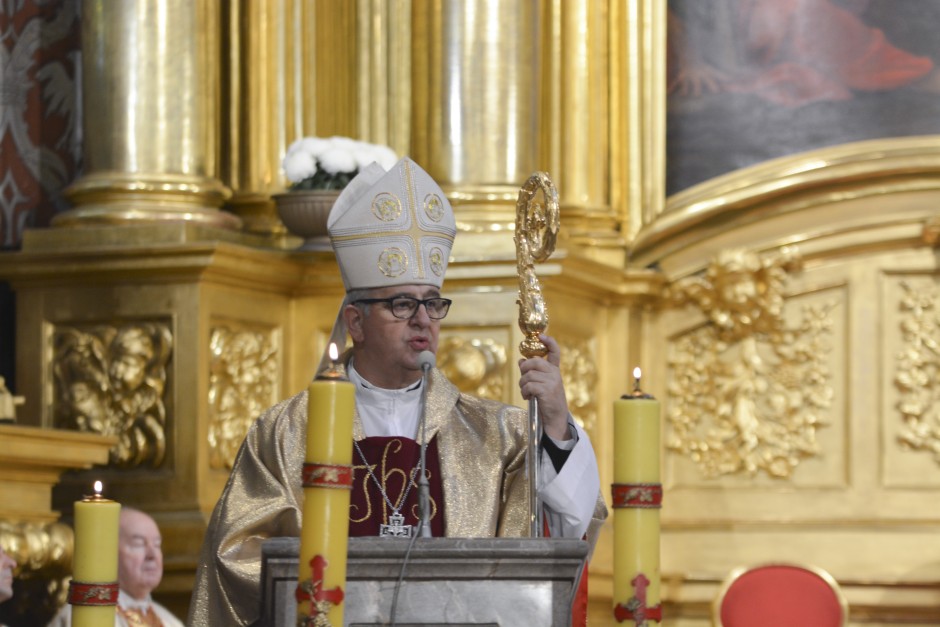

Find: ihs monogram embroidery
[429,247,445,276]
[378,248,408,277]
[371,192,402,221]
[424,194,445,221]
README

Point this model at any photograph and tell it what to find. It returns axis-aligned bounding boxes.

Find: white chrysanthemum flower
[371,144,399,170]
[301,136,331,157]
[318,145,358,174]
[282,135,397,188]
[328,136,358,151]
[282,150,317,183]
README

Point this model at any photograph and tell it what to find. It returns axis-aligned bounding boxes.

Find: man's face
[346,284,442,388]
[117,510,163,600]
[0,546,15,603]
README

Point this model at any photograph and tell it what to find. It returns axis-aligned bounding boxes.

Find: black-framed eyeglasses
[353,296,453,320]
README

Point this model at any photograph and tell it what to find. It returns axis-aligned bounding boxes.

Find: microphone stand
[417,354,434,538]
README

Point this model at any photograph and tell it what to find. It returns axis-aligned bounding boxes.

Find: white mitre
[327,157,456,291]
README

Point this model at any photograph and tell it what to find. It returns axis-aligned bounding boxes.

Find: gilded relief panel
[51,320,173,468]
[661,250,847,491]
[882,273,940,488]
[208,319,281,470]
[557,338,599,433]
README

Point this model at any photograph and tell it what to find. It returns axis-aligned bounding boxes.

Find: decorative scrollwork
[53,322,172,468]
[437,336,507,400]
[515,172,559,358]
[559,339,598,432]
[895,280,940,460]
[0,520,73,625]
[208,323,279,469]
[665,249,836,479]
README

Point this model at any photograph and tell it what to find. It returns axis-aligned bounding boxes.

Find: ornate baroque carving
[665,249,835,478]
[436,334,598,431]
[895,280,940,461]
[559,340,598,432]
[53,322,173,467]
[0,520,73,626]
[437,336,507,401]
[209,323,279,469]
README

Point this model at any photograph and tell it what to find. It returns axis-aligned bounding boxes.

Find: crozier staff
[189,157,607,626]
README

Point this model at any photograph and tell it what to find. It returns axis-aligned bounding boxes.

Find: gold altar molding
[0,424,116,624]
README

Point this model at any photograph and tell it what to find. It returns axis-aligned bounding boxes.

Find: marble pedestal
[260,536,588,626]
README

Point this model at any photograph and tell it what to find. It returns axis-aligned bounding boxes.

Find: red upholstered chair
[712,562,849,627]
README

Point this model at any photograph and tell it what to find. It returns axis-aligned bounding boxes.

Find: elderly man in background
[49,507,183,627]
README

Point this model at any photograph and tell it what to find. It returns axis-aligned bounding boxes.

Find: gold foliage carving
[436,334,598,432]
[559,340,598,432]
[895,280,940,461]
[209,323,279,470]
[437,336,507,400]
[53,322,173,468]
[0,520,73,625]
[664,249,836,479]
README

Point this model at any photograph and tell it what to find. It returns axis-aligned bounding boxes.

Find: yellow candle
[297,343,355,627]
[612,367,662,624]
[70,481,120,627]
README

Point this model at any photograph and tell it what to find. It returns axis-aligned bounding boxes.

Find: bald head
[117,508,163,600]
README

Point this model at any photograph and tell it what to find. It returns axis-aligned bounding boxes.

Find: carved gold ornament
[0,520,73,623]
[208,323,279,470]
[665,249,835,479]
[437,337,507,400]
[52,322,172,468]
[895,280,940,461]
[559,340,598,432]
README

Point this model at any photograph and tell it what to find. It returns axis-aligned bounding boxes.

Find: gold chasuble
[190,367,536,626]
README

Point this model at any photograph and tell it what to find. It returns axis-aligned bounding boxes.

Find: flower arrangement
[282,135,399,191]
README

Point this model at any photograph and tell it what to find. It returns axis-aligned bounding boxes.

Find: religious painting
[666,0,940,196]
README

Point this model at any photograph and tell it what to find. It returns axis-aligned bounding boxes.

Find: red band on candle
[68,581,119,606]
[302,462,353,489]
[611,483,663,509]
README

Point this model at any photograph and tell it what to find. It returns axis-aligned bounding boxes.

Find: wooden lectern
[259,537,588,627]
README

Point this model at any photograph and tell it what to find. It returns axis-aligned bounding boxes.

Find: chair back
[712,562,848,627]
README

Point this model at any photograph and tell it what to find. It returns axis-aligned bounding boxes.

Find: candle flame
[93,480,103,495]
[329,342,339,361]
[633,366,642,380]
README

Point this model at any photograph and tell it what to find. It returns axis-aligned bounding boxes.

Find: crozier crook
[514,172,560,538]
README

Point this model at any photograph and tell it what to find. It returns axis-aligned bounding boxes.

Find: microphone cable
[389,350,435,626]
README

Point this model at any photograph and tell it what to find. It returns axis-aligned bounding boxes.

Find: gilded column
[546,0,620,264]
[412,0,542,249]
[55,0,239,229]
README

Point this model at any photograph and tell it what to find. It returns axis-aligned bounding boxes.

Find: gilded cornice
[632,136,940,269]
[0,225,347,296]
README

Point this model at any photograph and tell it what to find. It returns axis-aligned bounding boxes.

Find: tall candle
[612,367,662,625]
[70,480,120,627]
[297,343,355,627]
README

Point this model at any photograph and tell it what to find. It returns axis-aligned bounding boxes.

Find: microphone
[417,351,435,538]
[417,350,436,373]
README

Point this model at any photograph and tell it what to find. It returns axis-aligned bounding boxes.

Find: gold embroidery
[117,605,163,626]
[429,247,445,277]
[371,192,402,221]
[378,248,408,277]
[350,439,438,525]
[424,194,445,221]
